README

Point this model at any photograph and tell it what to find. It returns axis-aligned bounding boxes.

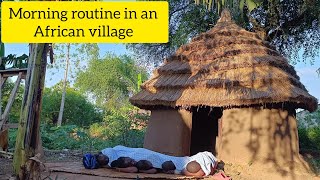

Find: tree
[57,43,70,126]
[75,54,148,111]
[128,0,320,65]
[51,43,99,126]
[42,85,103,127]
[13,43,49,180]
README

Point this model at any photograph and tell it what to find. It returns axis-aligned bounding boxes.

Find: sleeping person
[95,145,217,176]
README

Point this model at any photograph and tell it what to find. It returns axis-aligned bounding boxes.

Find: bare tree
[57,43,70,126]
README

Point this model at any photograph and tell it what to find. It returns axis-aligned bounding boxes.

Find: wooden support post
[13,43,48,180]
[0,74,2,125]
[0,73,22,129]
[1,77,7,89]
[0,76,8,130]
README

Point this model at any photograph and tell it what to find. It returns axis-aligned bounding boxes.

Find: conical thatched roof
[130,10,318,112]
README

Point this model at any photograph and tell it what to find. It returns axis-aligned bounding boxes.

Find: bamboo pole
[13,43,48,180]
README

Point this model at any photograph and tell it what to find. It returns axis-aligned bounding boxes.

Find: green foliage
[304,108,320,127]
[297,107,320,128]
[75,54,148,110]
[99,110,145,147]
[41,86,103,126]
[5,52,148,151]
[129,0,320,65]
[298,127,320,151]
[40,124,93,150]
[1,54,28,69]
[173,4,218,47]
[8,118,146,151]
[297,107,320,151]
[8,128,17,150]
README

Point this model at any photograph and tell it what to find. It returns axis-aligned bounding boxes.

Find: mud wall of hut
[143,109,192,156]
[219,107,301,167]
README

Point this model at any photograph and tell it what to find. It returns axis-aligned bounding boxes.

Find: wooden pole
[13,43,48,180]
[0,73,22,129]
[0,74,2,125]
[1,77,8,89]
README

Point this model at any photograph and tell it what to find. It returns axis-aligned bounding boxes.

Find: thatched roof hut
[130,10,317,112]
[130,10,318,174]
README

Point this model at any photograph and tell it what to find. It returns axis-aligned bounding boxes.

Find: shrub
[298,127,320,151]
[8,128,17,150]
[42,87,103,127]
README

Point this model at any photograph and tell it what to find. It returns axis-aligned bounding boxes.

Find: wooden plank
[0,72,22,129]
[0,68,28,77]
[3,123,19,129]
[0,68,28,73]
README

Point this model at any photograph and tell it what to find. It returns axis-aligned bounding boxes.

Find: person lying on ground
[183,151,218,176]
[136,160,157,174]
[107,156,157,174]
[161,160,176,174]
[183,161,206,177]
[98,145,218,176]
[96,152,109,168]
[110,156,138,173]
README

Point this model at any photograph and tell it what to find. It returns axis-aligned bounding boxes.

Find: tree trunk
[13,43,48,180]
[57,43,70,127]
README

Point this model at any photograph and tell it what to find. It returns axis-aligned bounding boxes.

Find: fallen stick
[0,150,13,159]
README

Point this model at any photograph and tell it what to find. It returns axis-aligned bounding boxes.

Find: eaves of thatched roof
[130,9,318,112]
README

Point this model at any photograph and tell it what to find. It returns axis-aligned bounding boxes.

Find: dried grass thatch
[130,9,318,112]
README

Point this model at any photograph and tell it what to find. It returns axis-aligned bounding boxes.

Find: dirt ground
[1,150,320,180]
[0,149,83,180]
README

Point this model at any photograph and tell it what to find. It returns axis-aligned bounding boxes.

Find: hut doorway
[190,107,222,155]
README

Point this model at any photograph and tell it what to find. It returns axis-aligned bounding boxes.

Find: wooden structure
[0,68,27,130]
[0,68,27,152]
[130,9,318,174]
[11,43,49,180]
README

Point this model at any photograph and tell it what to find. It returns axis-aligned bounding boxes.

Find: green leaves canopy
[129,0,320,65]
[75,54,148,110]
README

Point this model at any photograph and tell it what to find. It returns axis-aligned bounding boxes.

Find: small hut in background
[130,10,318,169]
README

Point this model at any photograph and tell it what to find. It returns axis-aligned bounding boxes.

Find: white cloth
[189,151,217,176]
[101,145,190,171]
[101,145,217,175]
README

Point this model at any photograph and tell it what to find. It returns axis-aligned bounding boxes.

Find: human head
[111,157,136,168]
[136,160,153,170]
[96,152,109,166]
[162,161,176,171]
[186,161,201,173]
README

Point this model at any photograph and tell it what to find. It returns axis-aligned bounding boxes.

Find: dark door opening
[190,107,223,155]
